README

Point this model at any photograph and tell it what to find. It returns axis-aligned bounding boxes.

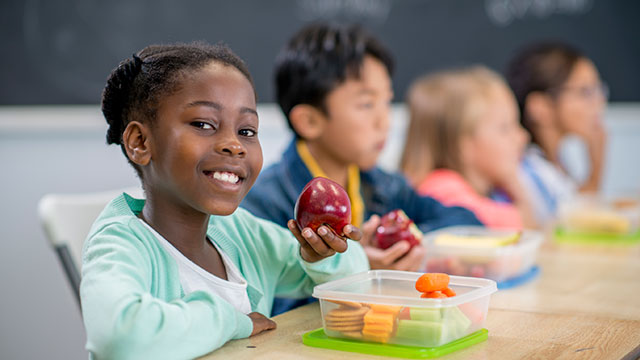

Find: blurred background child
[242,23,482,315]
[400,66,535,229]
[506,42,608,225]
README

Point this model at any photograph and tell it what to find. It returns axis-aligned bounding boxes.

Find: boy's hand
[364,241,427,271]
[248,312,277,336]
[359,215,427,271]
[287,219,362,263]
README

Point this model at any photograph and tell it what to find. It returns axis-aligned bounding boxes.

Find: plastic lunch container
[556,194,640,237]
[312,270,497,348]
[423,226,543,283]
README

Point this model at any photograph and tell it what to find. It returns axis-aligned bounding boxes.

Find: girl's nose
[216,135,246,157]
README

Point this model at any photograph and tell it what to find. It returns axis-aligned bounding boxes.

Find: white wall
[0,103,638,359]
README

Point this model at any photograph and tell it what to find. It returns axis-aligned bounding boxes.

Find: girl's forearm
[579,134,606,192]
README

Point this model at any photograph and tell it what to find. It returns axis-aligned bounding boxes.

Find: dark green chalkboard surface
[1,0,638,105]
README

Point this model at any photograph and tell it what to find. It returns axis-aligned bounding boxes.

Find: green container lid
[302,328,488,359]
[554,227,640,244]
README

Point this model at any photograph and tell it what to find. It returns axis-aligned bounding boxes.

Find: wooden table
[201,242,640,359]
[491,240,640,320]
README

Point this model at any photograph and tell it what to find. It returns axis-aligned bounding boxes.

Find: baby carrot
[420,291,447,299]
[415,273,450,293]
[442,287,456,297]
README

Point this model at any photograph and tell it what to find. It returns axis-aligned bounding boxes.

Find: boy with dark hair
[241,23,482,315]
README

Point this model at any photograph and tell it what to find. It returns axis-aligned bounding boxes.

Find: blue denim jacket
[241,140,482,314]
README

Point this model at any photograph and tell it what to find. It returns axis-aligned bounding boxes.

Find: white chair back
[37,187,143,305]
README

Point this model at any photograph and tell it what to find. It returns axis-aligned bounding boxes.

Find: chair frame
[38,187,143,308]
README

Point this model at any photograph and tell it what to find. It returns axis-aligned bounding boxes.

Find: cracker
[327,299,363,309]
[326,324,365,332]
[326,306,369,317]
[342,331,363,339]
[326,321,364,327]
[326,318,364,323]
[325,314,366,322]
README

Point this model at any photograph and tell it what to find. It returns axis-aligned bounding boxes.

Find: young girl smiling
[81,42,367,360]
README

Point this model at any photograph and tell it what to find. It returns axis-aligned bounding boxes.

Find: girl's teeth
[212,171,239,184]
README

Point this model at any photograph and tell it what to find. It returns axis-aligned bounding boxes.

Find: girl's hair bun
[102,54,143,145]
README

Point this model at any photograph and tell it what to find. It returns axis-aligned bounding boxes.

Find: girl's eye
[191,121,214,130]
[239,128,256,137]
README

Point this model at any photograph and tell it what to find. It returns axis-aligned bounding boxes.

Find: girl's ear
[525,92,554,127]
[289,104,327,140]
[122,121,152,166]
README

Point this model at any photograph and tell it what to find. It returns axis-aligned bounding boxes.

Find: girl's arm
[246,214,369,300]
[81,223,253,360]
[580,123,606,192]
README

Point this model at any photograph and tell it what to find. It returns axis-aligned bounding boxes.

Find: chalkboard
[1,0,639,105]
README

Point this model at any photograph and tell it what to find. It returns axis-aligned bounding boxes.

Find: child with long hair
[400,66,535,229]
[506,42,608,224]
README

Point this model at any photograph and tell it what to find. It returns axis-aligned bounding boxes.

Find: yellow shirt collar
[296,140,364,228]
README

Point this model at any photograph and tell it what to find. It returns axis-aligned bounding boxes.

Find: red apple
[375,209,422,249]
[294,177,352,236]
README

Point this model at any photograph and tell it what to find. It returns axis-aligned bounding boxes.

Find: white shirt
[140,220,252,314]
[520,145,578,225]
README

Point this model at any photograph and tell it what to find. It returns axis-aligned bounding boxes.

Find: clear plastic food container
[423,226,543,282]
[312,270,496,348]
[557,194,640,236]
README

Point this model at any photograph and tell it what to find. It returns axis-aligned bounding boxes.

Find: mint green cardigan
[80,193,369,360]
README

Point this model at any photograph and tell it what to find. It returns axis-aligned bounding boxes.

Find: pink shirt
[417,169,523,229]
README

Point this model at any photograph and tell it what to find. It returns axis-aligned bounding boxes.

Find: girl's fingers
[288,220,356,258]
[287,219,302,238]
[342,224,362,241]
[248,312,277,336]
[301,226,335,257]
[317,226,348,253]
[288,220,319,257]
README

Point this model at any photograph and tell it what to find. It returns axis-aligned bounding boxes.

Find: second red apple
[375,209,423,249]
